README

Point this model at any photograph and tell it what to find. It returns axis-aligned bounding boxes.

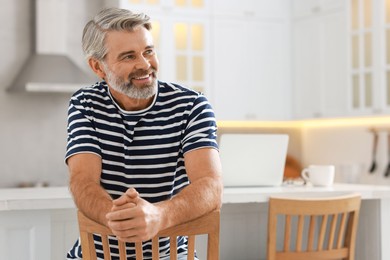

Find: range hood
[8,0,96,93]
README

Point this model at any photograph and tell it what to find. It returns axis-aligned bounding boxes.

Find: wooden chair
[267,194,361,260]
[77,210,220,260]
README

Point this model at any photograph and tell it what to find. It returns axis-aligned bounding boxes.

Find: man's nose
[135,56,151,70]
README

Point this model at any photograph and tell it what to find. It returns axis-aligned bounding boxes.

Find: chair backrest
[267,193,361,260]
[78,210,220,260]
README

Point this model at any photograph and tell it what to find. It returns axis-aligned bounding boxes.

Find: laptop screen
[219,133,289,187]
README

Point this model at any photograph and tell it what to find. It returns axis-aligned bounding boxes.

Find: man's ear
[88,58,106,79]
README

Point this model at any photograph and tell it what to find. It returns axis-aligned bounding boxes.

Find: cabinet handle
[243,10,255,16]
[372,108,382,114]
[313,112,323,118]
[311,6,321,13]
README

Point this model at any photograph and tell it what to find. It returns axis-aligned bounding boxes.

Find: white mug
[301,165,335,187]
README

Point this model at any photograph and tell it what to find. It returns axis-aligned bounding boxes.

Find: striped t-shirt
[65,80,218,259]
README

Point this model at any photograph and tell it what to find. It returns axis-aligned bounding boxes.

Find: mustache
[128,68,157,79]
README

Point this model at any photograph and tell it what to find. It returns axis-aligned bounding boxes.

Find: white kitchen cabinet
[292,9,348,119]
[212,18,291,120]
[348,0,390,116]
[293,0,390,119]
[211,1,291,120]
[292,0,348,119]
[0,210,50,260]
[0,209,78,260]
[51,209,79,260]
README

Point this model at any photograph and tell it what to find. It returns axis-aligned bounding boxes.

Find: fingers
[106,203,136,221]
[106,213,148,242]
[109,220,148,242]
[125,188,139,198]
[111,201,137,211]
[112,188,139,207]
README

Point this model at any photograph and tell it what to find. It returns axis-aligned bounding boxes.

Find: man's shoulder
[71,81,109,99]
[158,81,200,97]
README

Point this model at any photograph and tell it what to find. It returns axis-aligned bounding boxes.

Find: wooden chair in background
[78,210,220,260]
[267,194,361,260]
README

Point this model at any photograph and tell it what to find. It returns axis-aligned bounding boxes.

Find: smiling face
[89,26,159,102]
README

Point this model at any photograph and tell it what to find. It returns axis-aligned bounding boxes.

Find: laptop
[219,133,289,187]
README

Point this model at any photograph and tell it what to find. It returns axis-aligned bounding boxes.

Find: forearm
[157,175,223,230]
[69,175,113,226]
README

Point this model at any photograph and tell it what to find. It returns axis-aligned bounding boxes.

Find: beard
[102,63,157,99]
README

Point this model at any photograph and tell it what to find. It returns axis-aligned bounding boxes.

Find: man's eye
[145,50,154,55]
[124,55,135,60]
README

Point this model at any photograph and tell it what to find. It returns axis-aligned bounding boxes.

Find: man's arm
[68,153,113,226]
[106,147,223,242]
[158,147,223,227]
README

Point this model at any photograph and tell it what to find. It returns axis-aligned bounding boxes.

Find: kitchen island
[0,184,389,260]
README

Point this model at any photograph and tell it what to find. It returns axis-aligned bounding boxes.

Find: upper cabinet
[211,1,291,120]
[292,0,348,119]
[292,0,390,119]
[349,0,390,116]
[113,0,390,120]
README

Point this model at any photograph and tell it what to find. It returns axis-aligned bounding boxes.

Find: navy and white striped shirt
[65,80,218,259]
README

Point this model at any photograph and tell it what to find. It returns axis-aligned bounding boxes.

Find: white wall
[0,0,103,188]
[302,121,390,186]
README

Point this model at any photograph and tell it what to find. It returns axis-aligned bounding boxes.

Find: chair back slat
[296,215,304,251]
[267,194,361,260]
[187,235,196,259]
[79,232,95,260]
[318,215,328,250]
[151,237,159,260]
[135,242,143,260]
[337,212,348,248]
[170,237,178,260]
[307,216,316,251]
[328,214,337,250]
[77,210,220,260]
[283,215,291,251]
[101,235,110,259]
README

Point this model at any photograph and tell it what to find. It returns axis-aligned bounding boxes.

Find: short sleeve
[65,94,101,163]
[182,94,218,154]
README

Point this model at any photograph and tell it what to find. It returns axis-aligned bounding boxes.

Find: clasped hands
[106,188,163,242]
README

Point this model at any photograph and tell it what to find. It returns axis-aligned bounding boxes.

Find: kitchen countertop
[0,186,75,211]
[223,182,390,204]
[1,183,390,211]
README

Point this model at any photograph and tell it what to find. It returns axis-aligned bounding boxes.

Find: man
[65,7,223,260]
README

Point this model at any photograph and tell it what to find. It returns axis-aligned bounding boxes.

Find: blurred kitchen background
[2,0,390,188]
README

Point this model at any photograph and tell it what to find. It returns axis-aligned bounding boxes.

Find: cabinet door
[292,11,347,119]
[293,0,344,18]
[292,17,323,118]
[0,211,50,260]
[212,18,290,120]
[320,12,348,117]
[51,209,79,260]
[212,19,248,120]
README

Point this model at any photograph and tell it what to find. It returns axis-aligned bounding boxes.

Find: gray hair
[82,7,152,61]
